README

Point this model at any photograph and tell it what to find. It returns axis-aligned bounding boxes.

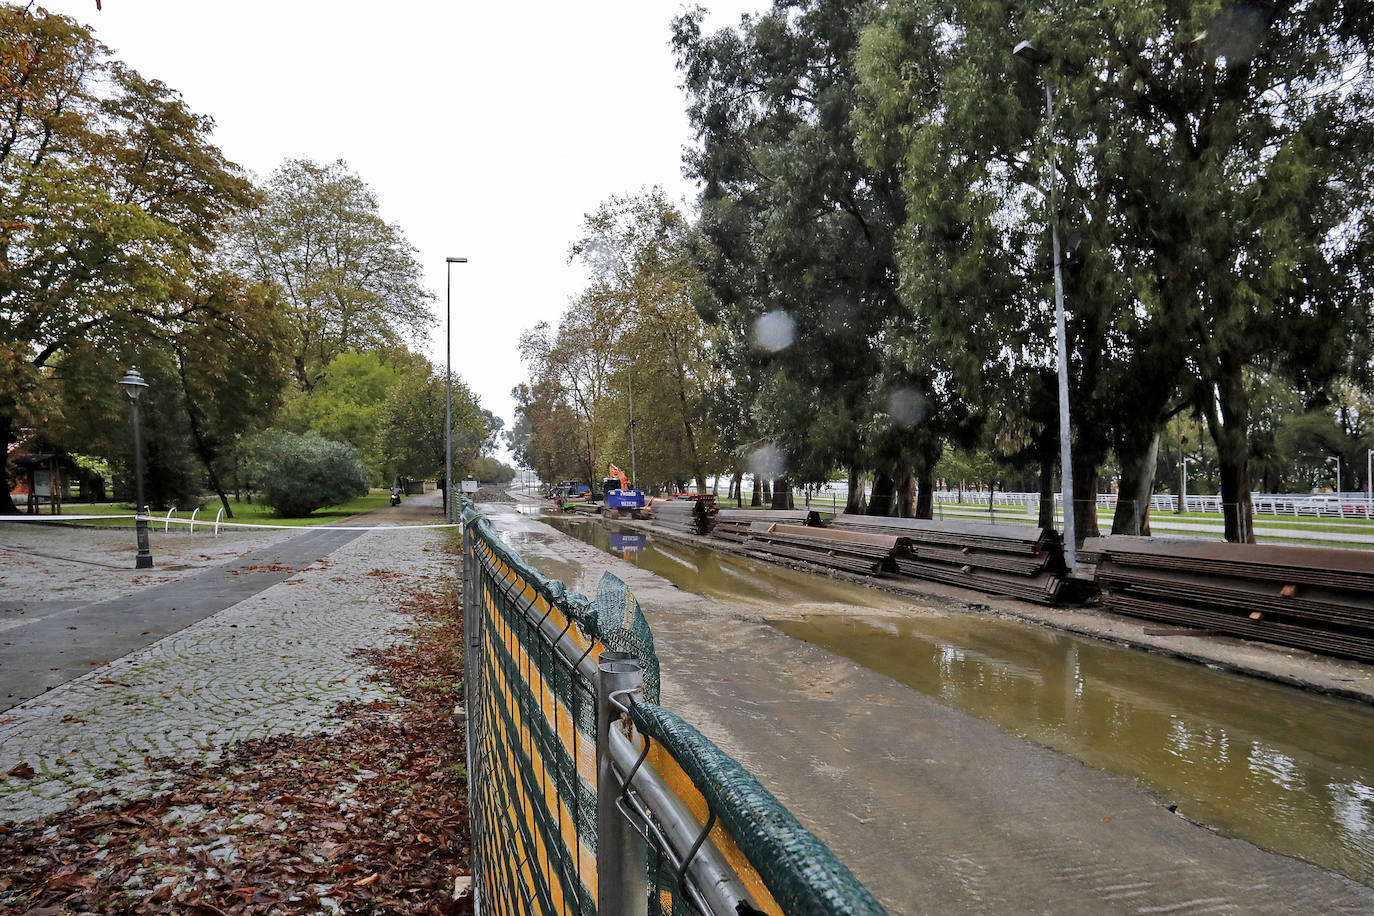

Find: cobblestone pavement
[0,524,455,824]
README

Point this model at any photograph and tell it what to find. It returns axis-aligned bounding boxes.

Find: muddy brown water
[543,512,1374,886]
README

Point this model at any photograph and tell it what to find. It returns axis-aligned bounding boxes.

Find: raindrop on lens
[888,388,929,428]
[752,310,796,352]
[748,444,787,481]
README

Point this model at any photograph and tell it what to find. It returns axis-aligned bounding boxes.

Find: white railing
[929,491,1374,519]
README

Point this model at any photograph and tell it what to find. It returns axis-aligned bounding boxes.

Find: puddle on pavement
[543,515,917,614]
[544,511,1374,885]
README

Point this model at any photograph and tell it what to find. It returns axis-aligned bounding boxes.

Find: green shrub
[249,429,368,517]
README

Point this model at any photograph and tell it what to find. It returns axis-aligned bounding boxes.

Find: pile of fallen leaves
[0,566,471,915]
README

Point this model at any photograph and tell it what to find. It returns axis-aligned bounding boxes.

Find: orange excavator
[601,463,649,519]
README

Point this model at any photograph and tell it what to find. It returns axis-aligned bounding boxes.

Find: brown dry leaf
[45,872,97,890]
[6,761,36,779]
[0,548,471,914]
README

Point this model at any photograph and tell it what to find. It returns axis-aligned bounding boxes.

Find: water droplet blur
[1206,4,1265,64]
[749,444,787,480]
[888,388,929,428]
[752,310,796,352]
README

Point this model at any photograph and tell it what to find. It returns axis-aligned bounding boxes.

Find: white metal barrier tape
[0,514,462,531]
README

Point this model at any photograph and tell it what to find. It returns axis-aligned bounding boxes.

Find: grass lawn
[43,491,395,528]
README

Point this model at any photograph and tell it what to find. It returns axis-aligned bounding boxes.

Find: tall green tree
[171,274,291,514]
[274,350,431,483]
[858,0,1374,542]
[227,158,434,393]
[569,190,721,491]
[0,5,257,513]
[374,364,496,486]
[674,1,945,516]
[509,380,585,486]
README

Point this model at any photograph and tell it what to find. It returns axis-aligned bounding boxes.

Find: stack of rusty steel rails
[828,515,1067,603]
[649,497,715,536]
[1087,537,1374,662]
[742,522,905,576]
[710,508,821,543]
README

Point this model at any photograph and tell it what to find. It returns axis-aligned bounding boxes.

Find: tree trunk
[771,477,793,509]
[1111,429,1159,536]
[915,468,934,519]
[845,465,867,514]
[1036,455,1056,529]
[1072,462,1100,543]
[1205,363,1256,543]
[750,474,762,507]
[868,469,895,516]
[731,468,743,507]
[895,470,918,518]
[0,412,20,515]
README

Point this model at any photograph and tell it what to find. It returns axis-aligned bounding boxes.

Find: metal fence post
[597,652,648,916]
[460,518,484,914]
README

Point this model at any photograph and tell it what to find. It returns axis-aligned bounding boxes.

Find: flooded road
[545,512,1374,886]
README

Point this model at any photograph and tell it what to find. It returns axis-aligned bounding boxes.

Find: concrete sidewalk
[0,507,455,824]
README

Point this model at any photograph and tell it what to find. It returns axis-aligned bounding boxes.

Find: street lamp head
[446,257,468,264]
[1013,40,1052,65]
[118,367,149,401]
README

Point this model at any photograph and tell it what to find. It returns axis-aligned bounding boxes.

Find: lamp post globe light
[118,367,154,569]
[1014,38,1076,570]
[445,256,468,524]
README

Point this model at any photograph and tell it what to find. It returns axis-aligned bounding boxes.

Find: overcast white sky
[38,0,764,460]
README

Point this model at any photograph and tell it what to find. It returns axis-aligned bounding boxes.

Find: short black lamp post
[118,367,154,569]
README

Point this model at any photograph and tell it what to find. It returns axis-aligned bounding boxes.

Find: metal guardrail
[460,501,885,915]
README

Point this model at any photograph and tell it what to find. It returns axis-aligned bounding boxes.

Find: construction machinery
[601,463,649,519]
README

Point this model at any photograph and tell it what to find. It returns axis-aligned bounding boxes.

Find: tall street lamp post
[445,256,468,524]
[1014,39,1075,569]
[118,368,154,569]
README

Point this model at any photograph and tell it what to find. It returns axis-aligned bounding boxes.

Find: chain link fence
[460,501,886,915]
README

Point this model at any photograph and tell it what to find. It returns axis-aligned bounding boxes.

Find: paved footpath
[0,513,455,824]
[1,525,368,709]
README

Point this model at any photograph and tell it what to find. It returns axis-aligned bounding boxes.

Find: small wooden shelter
[12,451,79,514]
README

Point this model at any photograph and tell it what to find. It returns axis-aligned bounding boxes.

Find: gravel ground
[474,486,514,504]
[0,525,454,824]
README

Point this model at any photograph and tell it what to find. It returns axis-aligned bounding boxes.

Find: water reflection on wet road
[544,511,1374,885]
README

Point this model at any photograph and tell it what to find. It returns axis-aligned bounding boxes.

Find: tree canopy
[518,190,721,492]
[0,5,266,513]
[855,0,1374,540]
[226,158,434,393]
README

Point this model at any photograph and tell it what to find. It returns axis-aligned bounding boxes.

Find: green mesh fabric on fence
[581,570,660,702]
[461,501,885,915]
[464,505,601,915]
[629,702,888,916]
